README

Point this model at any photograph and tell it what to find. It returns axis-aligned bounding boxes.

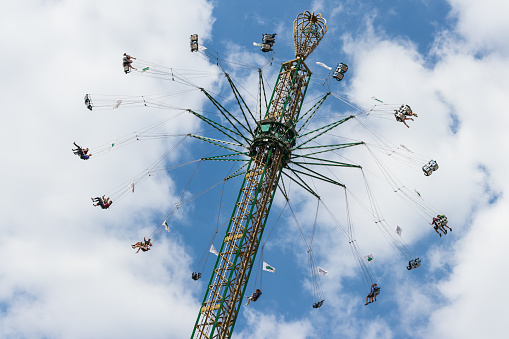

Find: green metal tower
[190,11,362,339]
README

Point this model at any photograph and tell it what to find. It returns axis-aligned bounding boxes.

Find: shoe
[444,230,447,234]
[365,303,368,306]
[450,228,452,232]
[439,234,441,237]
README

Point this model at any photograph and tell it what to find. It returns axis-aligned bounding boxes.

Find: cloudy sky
[1,0,508,338]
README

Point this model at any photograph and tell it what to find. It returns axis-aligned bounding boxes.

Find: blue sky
[1,0,509,338]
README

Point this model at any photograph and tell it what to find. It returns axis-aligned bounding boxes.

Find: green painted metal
[265,64,285,114]
[208,148,274,338]
[282,169,321,198]
[294,67,312,122]
[295,115,355,149]
[201,89,252,144]
[201,153,249,162]
[188,134,245,153]
[292,155,362,168]
[289,166,346,188]
[224,73,256,136]
[295,93,330,134]
[190,156,255,338]
[277,58,303,124]
[188,109,243,144]
[231,168,284,330]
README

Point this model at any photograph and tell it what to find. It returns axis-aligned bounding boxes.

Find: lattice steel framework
[191,11,348,339]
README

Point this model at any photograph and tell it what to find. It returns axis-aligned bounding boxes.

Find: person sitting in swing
[131,237,152,253]
[123,53,137,73]
[92,196,112,209]
[430,216,448,237]
[394,110,414,128]
[372,283,380,302]
[313,300,325,308]
[192,272,202,280]
[73,142,91,160]
[365,284,375,305]
[245,288,262,305]
[437,214,452,233]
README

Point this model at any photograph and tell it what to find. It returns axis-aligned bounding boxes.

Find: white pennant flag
[163,220,169,232]
[400,144,412,152]
[365,254,374,263]
[317,267,328,276]
[128,182,135,193]
[113,99,122,109]
[396,225,402,236]
[210,244,219,256]
[262,261,275,273]
[316,61,332,70]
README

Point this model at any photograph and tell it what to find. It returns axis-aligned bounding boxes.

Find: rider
[123,53,137,72]
[131,237,152,253]
[394,110,414,128]
[73,142,91,160]
[245,289,262,305]
[372,283,380,302]
[437,215,452,233]
[92,196,112,209]
[430,216,446,236]
[365,284,375,305]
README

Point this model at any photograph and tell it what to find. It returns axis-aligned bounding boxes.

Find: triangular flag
[317,267,328,276]
[365,254,374,263]
[414,188,421,197]
[198,46,207,51]
[142,67,150,72]
[371,96,383,103]
[210,244,219,256]
[253,42,262,46]
[400,144,412,152]
[128,182,135,193]
[316,61,332,70]
[396,226,402,236]
[163,220,169,232]
[262,261,275,273]
[113,99,122,109]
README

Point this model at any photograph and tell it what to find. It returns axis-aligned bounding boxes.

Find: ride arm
[282,169,320,198]
[291,154,362,168]
[293,142,364,157]
[224,73,256,136]
[201,89,253,144]
[288,162,347,188]
[187,110,244,145]
[201,153,250,162]
[224,163,249,181]
[188,134,246,154]
[295,93,330,134]
[294,115,355,149]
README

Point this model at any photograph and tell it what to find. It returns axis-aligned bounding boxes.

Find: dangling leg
[434,227,441,237]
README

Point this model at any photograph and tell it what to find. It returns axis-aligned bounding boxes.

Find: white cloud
[447,0,509,55]
[2,1,509,338]
[236,308,314,339]
[0,0,216,338]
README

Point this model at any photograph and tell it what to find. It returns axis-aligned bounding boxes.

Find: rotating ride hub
[249,118,297,167]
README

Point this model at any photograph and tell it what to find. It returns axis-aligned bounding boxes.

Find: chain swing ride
[80,10,453,339]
